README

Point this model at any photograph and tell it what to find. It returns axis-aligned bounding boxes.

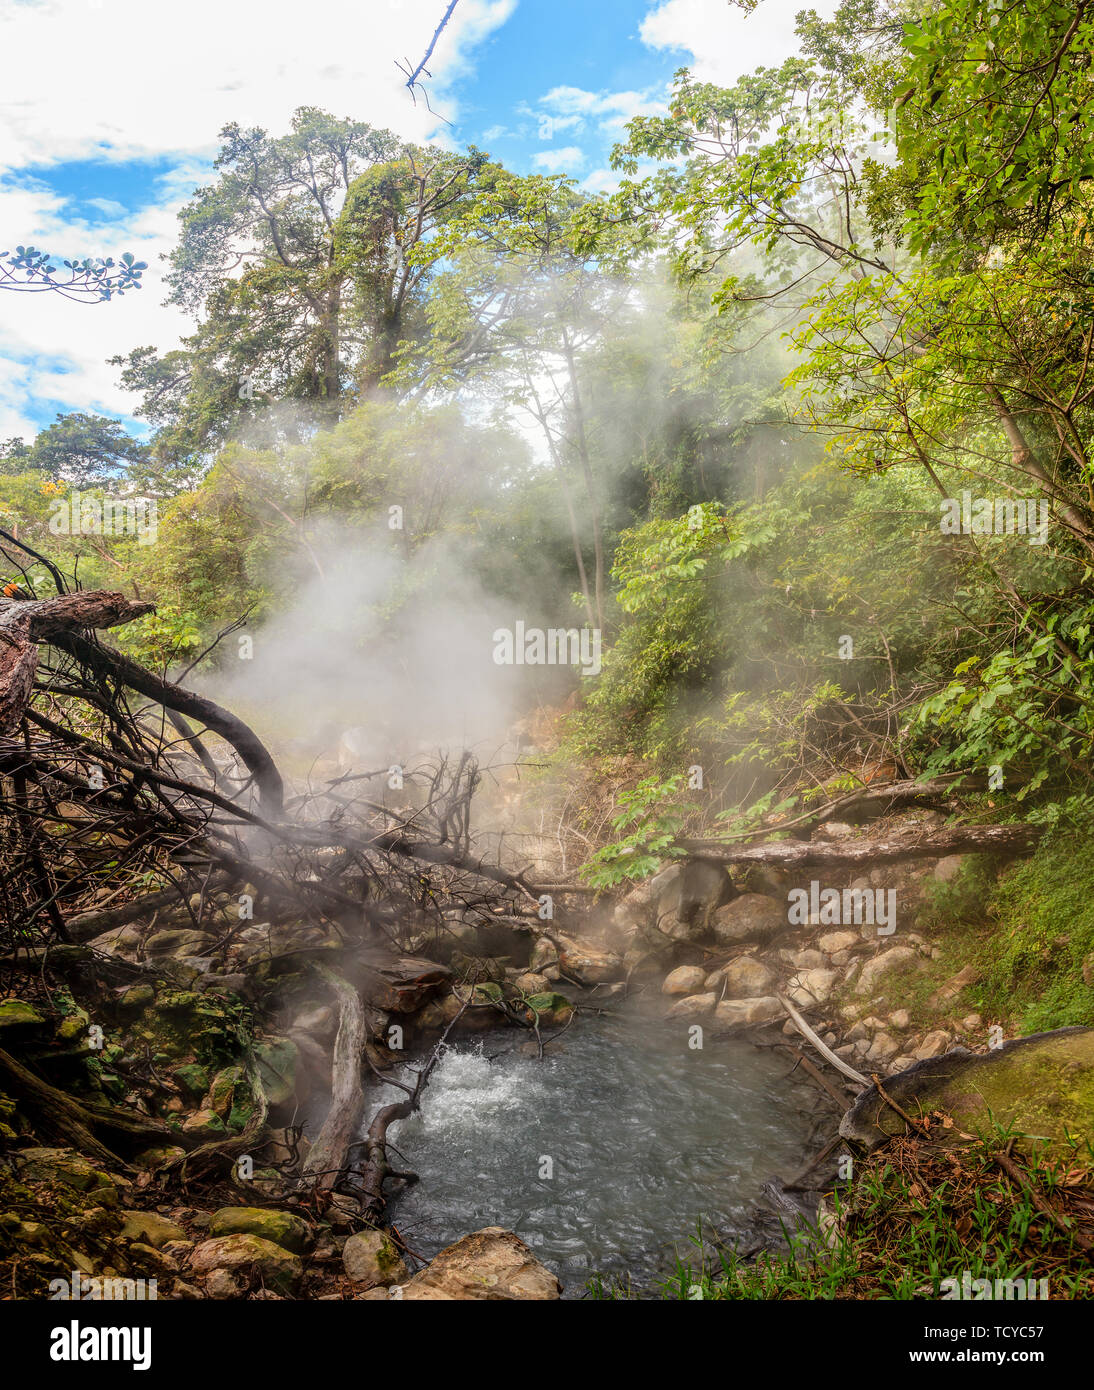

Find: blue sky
[0,0,826,441]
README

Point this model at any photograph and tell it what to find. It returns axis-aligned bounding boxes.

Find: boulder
[856,946,919,994]
[342,1229,408,1287]
[555,935,623,985]
[720,956,777,998]
[514,971,551,994]
[397,1228,561,1300]
[144,928,216,958]
[710,894,787,948]
[788,967,838,1008]
[0,999,44,1031]
[207,1207,310,1255]
[662,965,708,996]
[665,991,716,1020]
[714,996,785,1028]
[119,1210,186,1248]
[189,1233,302,1293]
[817,930,859,955]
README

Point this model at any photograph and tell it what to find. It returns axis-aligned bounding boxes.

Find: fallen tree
[679,822,1041,867]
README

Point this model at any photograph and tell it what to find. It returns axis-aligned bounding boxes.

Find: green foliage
[579,774,692,887]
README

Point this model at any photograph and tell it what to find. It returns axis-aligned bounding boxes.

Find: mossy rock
[189,1233,302,1294]
[524,992,575,1025]
[842,1026,1094,1151]
[119,1209,186,1248]
[254,1037,298,1107]
[116,984,155,1015]
[171,1063,210,1101]
[0,999,44,1031]
[207,1206,310,1255]
[181,1108,229,1139]
[12,1149,121,1206]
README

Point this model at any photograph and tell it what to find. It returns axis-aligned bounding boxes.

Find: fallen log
[679,822,1040,867]
[300,963,369,1191]
[65,878,231,942]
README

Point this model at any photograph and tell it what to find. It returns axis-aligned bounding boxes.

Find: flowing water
[386,1005,817,1297]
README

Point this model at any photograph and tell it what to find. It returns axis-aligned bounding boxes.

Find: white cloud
[531,145,586,173]
[640,0,838,86]
[0,0,516,438]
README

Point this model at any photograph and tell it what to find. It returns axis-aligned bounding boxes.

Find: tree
[113,108,498,467]
[1,414,147,487]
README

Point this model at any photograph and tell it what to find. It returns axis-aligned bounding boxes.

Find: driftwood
[680,822,1040,867]
[777,992,868,1085]
[301,964,369,1191]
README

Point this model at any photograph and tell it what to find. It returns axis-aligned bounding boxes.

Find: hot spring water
[385,1006,817,1297]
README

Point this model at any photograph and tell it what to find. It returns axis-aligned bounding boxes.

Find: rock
[891,1055,917,1071]
[189,1233,302,1294]
[929,962,981,1006]
[710,894,787,948]
[788,968,838,1007]
[889,1009,911,1030]
[816,821,855,838]
[842,1027,1094,1151]
[646,859,735,942]
[182,1109,228,1138]
[342,1230,408,1287]
[14,1148,122,1208]
[932,855,967,883]
[398,1228,560,1300]
[0,999,43,1030]
[205,1267,242,1299]
[554,935,623,985]
[514,972,550,994]
[856,946,919,994]
[714,996,785,1028]
[208,1207,310,1255]
[254,1037,298,1107]
[119,1210,186,1248]
[962,1012,983,1031]
[523,992,574,1026]
[866,1031,899,1063]
[792,948,827,970]
[662,965,708,996]
[529,938,559,972]
[721,956,777,998]
[665,992,716,1020]
[818,930,859,955]
[144,928,216,958]
[913,1030,952,1060]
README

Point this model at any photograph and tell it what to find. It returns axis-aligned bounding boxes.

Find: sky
[0,0,834,442]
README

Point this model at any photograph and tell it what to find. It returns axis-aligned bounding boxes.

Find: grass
[588,1120,1094,1300]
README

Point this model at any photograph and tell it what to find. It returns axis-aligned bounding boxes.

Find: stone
[342,1229,408,1287]
[714,996,785,1028]
[662,965,708,996]
[182,1109,228,1138]
[0,999,43,1030]
[523,992,574,1026]
[866,1031,899,1063]
[514,972,550,994]
[710,894,787,947]
[208,1207,310,1255]
[554,934,623,985]
[665,992,716,1020]
[13,1148,120,1205]
[788,968,838,1007]
[398,1228,560,1300]
[144,928,216,958]
[816,821,855,838]
[856,946,919,994]
[889,1009,911,1030]
[792,949,827,970]
[189,1233,302,1294]
[119,1210,186,1248]
[913,1030,952,1060]
[720,956,776,998]
[205,1268,242,1299]
[962,1012,983,1031]
[932,855,967,883]
[253,1037,298,1107]
[818,931,859,955]
[891,1055,917,1072]
[529,938,559,972]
